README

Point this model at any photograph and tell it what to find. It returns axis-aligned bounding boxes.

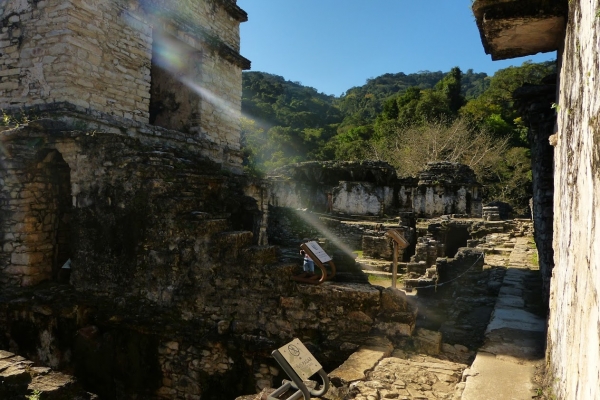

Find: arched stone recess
[0,140,78,287]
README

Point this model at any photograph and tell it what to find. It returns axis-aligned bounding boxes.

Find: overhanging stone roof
[472,0,568,60]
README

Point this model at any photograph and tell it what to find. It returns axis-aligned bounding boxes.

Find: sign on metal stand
[385,229,409,289]
[292,241,336,285]
[268,338,330,400]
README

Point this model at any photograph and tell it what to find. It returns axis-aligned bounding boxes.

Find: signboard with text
[278,338,323,380]
[304,241,332,263]
[385,229,409,249]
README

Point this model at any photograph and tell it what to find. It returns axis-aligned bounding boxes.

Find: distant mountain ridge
[242,69,489,132]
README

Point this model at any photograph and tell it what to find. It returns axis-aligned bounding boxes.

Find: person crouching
[300,249,314,275]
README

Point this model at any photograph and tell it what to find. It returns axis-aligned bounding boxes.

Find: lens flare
[291,209,357,259]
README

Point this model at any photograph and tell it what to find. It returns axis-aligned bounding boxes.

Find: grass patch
[367,273,404,288]
[528,239,539,267]
[531,251,539,267]
[353,250,364,258]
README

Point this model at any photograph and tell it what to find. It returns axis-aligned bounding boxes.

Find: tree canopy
[241,60,556,213]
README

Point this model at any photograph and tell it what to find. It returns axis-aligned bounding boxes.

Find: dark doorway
[466,193,472,215]
[149,31,202,132]
[35,149,72,281]
[445,226,470,258]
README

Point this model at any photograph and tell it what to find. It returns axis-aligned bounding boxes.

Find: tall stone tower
[0,0,251,287]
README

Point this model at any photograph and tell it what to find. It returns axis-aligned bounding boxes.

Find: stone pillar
[513,76,557,307]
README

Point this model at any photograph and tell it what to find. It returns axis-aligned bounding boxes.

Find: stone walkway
[325,236,545,400]
[236,235,546,400]
[325,336,470,400]
[461,236,545,400]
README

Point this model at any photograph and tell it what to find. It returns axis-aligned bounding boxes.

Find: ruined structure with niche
[0,2,423,399]
[268,160,482,219]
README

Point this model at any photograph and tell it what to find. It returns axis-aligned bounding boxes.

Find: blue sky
[238,0,557,97]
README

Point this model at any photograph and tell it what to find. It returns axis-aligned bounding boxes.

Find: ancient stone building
[268,160,482,218]
[0,3,423,398]
[412,162,482,218]
[473,0,599,398]
[0,0,250,287]
[0,0,249,169]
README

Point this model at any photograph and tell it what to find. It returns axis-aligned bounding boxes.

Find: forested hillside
[241,61,556,213]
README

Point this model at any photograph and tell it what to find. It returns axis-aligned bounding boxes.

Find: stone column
[514,76,557,307]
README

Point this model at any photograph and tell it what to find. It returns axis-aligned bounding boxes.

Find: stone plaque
[278,338,323,380]
[304,241,332,263]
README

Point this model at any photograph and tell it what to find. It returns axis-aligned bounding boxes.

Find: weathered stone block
[379,287,409,313]
[362,235,393,260]
[413,328,442,355]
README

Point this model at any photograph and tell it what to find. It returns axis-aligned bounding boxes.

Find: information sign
[278,338,323,381]
[304,241,332,263]
[385,229,409,249]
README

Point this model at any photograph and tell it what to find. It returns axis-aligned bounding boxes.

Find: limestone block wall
[268,180,394,216]
[150,0,243,51]
[199,48,244,157]
[0,0,247,167]
[514,81,556,306]
[0,134,84,287]
[0,116,255,291]
[0,0,153,120]
[333,182,393,216]
[0,269,415,398]
[413,185,481,218]
[547,1,600,399]
[267,180,318,210]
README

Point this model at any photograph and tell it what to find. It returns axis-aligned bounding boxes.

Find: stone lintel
[0,102,226,161]
[472,0,567,60]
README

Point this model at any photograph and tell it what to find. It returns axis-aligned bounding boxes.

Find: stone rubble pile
[0,349,96,399]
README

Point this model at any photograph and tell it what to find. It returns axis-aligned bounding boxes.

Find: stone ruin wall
[0,0,247,168]
[412,185,478,217]
[268,161,482,218]
[0,124,417,398]
[514,75,556,306]
[268,179,399,216]
[0,261,417,398]
[548,1,600,398]
[412,162,482,218]
[0,116,260,289]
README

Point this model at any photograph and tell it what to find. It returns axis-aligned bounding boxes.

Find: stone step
[240,246,278,266]
[483,247,512,255]
[329,336,393,386]
[0,350,96,399]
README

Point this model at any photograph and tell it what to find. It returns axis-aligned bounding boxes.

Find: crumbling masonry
[0,2,421,399]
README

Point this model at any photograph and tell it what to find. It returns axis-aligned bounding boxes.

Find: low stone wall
[362,235,393,260]
[0,279,416,399]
